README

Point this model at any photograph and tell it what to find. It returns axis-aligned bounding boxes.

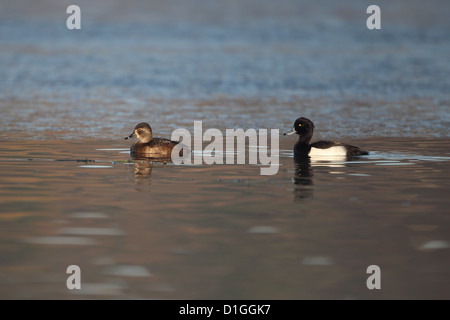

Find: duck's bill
[124,132,136,140]
[283,128,296,136]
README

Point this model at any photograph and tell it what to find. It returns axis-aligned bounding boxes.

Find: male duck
[284,117,369,158]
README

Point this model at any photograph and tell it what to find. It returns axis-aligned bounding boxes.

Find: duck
[283,117,369,159]
[125,122,181,158]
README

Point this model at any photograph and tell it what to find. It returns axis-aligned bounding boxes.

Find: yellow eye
[298,124,302,127]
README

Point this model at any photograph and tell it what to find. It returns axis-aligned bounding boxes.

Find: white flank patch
[309,146,347,158]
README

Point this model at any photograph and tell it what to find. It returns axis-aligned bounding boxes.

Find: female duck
[125,122,180,158]
[284,117,368,159]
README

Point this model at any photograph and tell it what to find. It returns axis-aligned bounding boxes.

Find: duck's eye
[298,124,302,127]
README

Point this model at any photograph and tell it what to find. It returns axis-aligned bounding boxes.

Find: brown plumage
[125,122,181,158]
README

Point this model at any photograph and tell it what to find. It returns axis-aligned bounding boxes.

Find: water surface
[0,137,449,299]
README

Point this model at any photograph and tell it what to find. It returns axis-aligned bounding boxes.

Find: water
[1,0,450,299]
[0,138,449,299]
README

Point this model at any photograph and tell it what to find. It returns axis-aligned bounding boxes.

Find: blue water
[1,0,449,138]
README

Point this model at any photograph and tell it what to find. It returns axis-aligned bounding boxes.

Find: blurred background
[0,0,449,139]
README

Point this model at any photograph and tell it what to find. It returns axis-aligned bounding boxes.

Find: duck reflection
[130,160,153,192]
[133,160,153,178]
[130,155,172,190]
[291,152,371,200]
[292,155,314,200]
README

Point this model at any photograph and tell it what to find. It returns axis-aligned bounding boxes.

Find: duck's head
[125,122,153,143]
[283,117,315,144]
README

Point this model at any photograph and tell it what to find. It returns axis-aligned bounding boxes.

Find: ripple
[26,236,96,246]
[103,265,151,277]
[248,226,279,234]
[68,212,109,219]
[302,256,334,266]
[419,240,450,251]
[59,227,125,236]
